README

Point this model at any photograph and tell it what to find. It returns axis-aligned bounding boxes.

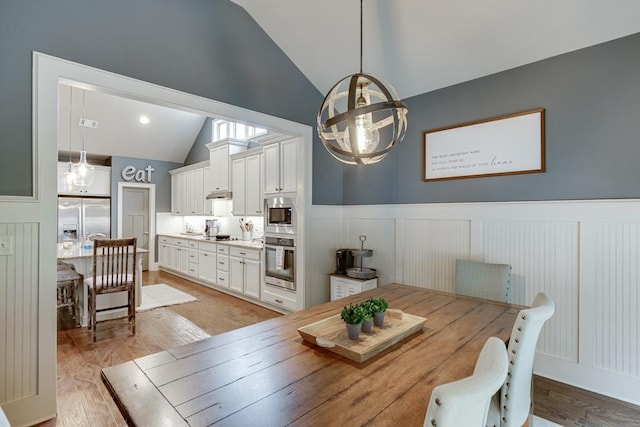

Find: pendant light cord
[360,0,363,74]
[82,89,86,152]
[68,86,73,164]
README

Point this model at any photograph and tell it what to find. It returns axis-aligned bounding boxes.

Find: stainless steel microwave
[265,197,295,235]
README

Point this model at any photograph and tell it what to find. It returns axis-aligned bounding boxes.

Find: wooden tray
[297,309,426,363]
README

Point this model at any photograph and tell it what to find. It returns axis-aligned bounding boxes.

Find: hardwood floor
[41,271,279,427]
[40,270,639,427]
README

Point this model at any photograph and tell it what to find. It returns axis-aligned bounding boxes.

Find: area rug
[137,284,197,312]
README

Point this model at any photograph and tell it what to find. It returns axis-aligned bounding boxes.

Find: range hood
[206,190,232,200]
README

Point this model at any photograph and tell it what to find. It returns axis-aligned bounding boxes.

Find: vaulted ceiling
[231,0,640,99]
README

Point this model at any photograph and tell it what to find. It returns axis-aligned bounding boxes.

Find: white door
[232,157,246,216]
[122,187,150,270]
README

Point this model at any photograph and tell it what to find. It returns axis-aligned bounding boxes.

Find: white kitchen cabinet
[229,246,261,298]
[206,139,248,193]
[179,246,189,275]
[263,139,297,195]
[231,148,263,216]
[170,161,209,216]
[245,152,263,216]
[243,258,261,299]
[216,245,230,289]
[158,243,170,267]
[171,172,187,215]
[194,168,204,215]
[198,249,217,284]
[231,157,246,217]
[203,166,213,215]
[186,169,195,215]
[330,274,377,301]
[57,162,111,196]
[261,284,297,311]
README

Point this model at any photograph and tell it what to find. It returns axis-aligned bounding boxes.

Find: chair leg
[129,288,136,336]
[91,291,97,343]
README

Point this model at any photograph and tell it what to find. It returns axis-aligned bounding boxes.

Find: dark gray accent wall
[340,32,640,205]
[0,0,329,196]
[108,156,182,237]
[184,118,213,165]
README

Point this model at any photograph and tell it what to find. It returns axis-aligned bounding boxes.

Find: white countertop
[57,243,149,260]
[158,233,264,250]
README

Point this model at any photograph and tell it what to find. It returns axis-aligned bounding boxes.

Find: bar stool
[57,261,82,326]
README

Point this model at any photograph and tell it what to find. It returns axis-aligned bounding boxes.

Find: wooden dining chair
[424,336,509,427]
[85,237,137,342]
[56,260,82,326]
[455,259,511,303]
[486,292,555,427]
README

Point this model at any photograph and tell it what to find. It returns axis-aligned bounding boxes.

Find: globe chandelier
[317,0,408,165]
[71,89,95,189]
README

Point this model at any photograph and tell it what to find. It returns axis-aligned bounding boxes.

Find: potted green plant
[341,303,366,340]
[360,300,375,333]
[369,297,389,327]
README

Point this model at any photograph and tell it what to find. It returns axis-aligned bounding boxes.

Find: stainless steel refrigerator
[57,197,111,243]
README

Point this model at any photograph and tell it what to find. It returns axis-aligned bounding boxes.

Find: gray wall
[184,118,213,165]
[108,156,182,237]
[341,32,640,205]
[0,0,334,197]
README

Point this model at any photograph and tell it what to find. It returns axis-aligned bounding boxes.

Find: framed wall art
[423,108,545,181]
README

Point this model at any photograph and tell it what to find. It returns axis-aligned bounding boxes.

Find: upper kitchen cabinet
[206,139,248,193]
[170,161,210,216]
[231,147,263,217]
[57,162,111,196]
[263,139,297,195]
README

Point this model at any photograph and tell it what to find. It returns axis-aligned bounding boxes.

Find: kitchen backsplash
[157,212,264,239]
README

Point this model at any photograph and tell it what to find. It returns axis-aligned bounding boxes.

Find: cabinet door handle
[275,299,283,304]
[239,252,246,255]
[218,277,225,281]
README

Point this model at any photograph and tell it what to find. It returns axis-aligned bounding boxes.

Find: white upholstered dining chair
[486,292,555,427]
[455,259,511,302]
[424,336,509,427]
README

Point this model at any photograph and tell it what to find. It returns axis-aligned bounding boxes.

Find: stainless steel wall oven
[264,235,295,291]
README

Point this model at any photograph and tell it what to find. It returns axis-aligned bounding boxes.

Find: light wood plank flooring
[39,270,638,426]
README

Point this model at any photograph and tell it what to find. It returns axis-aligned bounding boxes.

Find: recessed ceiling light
[139,115,150,124]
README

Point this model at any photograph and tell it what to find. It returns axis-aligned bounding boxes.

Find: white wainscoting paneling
[307,199,640,405]
[0,223,38,403]
[307,213,342,307]
[483,220,579,362]
[402,219,470,291]
[595,222,640,379]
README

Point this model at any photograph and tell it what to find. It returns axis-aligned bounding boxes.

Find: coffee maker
[335,248,355,274]
[205,219,219,237]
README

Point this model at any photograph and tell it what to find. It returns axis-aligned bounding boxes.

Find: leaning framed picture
[423,108,545,181]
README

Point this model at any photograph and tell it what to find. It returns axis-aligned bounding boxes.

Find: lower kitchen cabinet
[198,249,217,284]
[330,274,378,301]
[261,284,297,311]
[157,235,300,312]
[230,247,261,299]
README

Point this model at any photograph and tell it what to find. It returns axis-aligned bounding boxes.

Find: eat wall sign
[121,165,155,183]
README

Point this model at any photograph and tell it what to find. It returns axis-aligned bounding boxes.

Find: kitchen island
[102,284,519,426]
[57,242,148,326]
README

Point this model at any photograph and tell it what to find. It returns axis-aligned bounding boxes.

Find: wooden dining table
[101,283,520,426]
